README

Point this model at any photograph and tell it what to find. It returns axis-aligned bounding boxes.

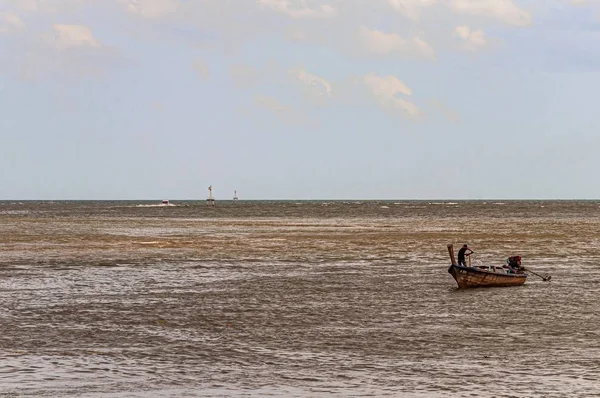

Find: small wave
[0,210,31,215]
[135,204,178,208]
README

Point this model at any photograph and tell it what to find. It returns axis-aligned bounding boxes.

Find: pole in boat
[207,185,215,206]
[447,244,457,266]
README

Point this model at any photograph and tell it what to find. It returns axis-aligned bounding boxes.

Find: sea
[1,200,599,397]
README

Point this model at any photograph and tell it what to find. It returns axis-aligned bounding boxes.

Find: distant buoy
[207,185,215,206]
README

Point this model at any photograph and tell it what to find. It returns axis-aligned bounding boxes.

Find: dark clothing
[457,247,469,266]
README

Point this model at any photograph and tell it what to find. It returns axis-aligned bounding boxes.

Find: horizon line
[2,198,600,202]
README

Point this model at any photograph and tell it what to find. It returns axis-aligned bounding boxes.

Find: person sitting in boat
[505,256,523,273]
[457,244,473,267]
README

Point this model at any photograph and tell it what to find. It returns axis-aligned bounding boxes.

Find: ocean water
[1,200,599,397]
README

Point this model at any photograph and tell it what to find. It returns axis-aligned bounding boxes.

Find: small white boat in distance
[162,200,170,205]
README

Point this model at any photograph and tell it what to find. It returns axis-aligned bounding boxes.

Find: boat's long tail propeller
[524,268,551,281]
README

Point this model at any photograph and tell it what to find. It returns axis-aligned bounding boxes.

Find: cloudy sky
[1,0,599,200]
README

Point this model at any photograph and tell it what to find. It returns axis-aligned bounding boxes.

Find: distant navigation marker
[207,185,215,206]
[233,190,238,201]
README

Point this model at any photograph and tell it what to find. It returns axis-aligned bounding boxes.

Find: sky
[1,0,600,200]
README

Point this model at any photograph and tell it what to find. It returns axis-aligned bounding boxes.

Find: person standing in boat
[457,244,473,267]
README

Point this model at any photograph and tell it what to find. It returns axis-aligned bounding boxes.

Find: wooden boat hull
[448,264,527,289]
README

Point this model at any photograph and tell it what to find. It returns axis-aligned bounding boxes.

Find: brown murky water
[1,200,599,397]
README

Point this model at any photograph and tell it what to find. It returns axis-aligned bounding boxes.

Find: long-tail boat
[446,244,527,289]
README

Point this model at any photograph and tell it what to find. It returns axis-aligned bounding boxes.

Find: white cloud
[258,0,336,18]
[44,24,102,50]
[230,63,261,88]
[363,73,420,119]
[229,60,285,88]
[19,23,119,79]
[430,99,458,122]
[287,27,308,41]
[1,0,85,13]
[0,11,117,81]
[14,0,41,12]
[152,101,165,112]
[253,94,309,125]
[455,25,486,50]
[357,26,435,60]
[449,0,532,26]
[0,12,26,33]
[386,0,531,26]
[255,95,290,112]
[193,58,210,79]
[117,0,180,19]
[388,0,437,21]
[289,68,332,99]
